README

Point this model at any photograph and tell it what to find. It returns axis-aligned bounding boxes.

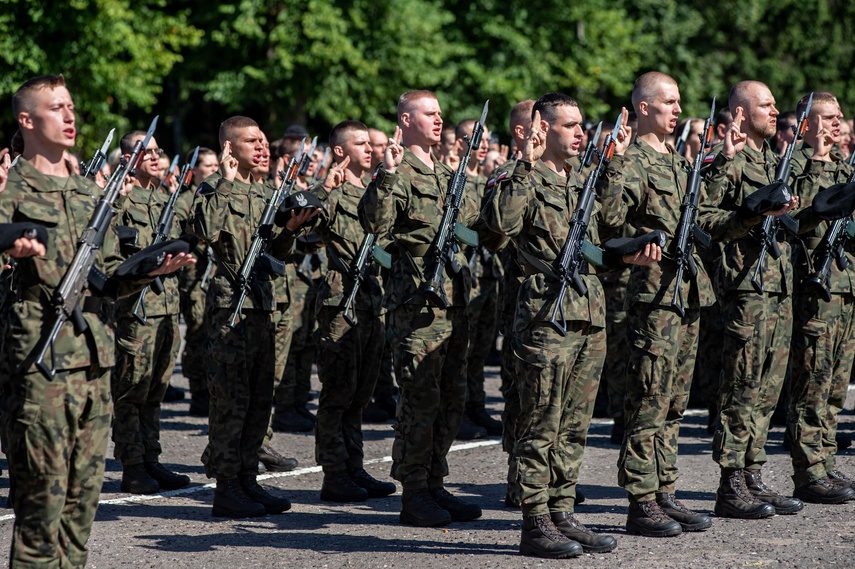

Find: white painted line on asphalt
[0,439,503,522]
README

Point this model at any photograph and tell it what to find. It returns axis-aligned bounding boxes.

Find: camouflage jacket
[112,182,181,317]
[358,148,479,310]
[483,159,625,329]
[698,142,793,295]
[601,139,714,308]
[311,180,383,315]
[193,172,295,312]
[789,145,855,295]
[0,158,146,374]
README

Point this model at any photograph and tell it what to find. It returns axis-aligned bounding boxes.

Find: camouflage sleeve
[477,172,512,252]
[485,160,534,238]
[789,155,826,235]
[698,154,757,241]
[193,176,233,244]
[595,154,631,233]
[358,167,402,235]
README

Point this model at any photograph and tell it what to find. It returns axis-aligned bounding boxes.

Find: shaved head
[631,72,678,113]
[219,116,259,147]
[728,81,769,115]
[397,90,438,121]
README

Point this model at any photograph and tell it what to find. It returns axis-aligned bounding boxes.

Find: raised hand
[614,107,632,155]
[220,141,239,181]
[623,242,662,266]
[809,113,834,161]
[522,110,547,163]
[0,148,11,194]
[322,156,350,192]
[147,252,197,276]
[384,126,404,173]
[285,206,320,232]
[444,139,462,170]
[724,107,748,159]
[497,144,509,165]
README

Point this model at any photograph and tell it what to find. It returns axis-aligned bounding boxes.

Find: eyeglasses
[144,148,165,158]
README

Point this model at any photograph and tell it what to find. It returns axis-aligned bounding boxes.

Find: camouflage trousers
[714,291,791,470]
[202,308,275,480]
[374,334,395,400]
[466,276,499,408]
[279,278,317,408]
[264,303,294,446]
[2,366,111,568]
[315,306,385,471]
[178,261,210,400]
[600,276,630,422]
[787,293,855,488]
[618,302,699,502]
[513,321,605,517]
[112,314,180,465]
[498,275,522,504]
[387,304,468,490]
[694,302,724,411]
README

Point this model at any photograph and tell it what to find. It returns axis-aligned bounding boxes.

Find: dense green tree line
[1,0,853,157]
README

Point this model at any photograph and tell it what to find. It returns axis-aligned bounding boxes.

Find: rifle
[548,114,623,336]
[341,234,392,326]
[674,120,692,157]
[750,93,810,293]
[670,99,716,317]
[578,122,602,174]
[155,154,179,193]
[131,147,199,324]
[34,116,159,379]
[80,128,115,179]
[422,101,488,308]
[199,247,215,293]
[803,169,855,302]
[228,139,309,328]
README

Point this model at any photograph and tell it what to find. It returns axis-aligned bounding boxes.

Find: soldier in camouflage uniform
[194,116,314,518]
[110,130,191,494]
[600,73,714,537]
[699,81,804,519]
[174,147,219,417]
[309,120,396,502]
[786,92,855,503]
[0,75,192,568]
[358,90,482,527]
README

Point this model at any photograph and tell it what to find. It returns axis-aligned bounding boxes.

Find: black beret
[0,222,48,252]
[115,225,140,256]
[113,234,198,280]
[603,230,668,256]
[811,181,855,221]
[737,181,792,218]
[274,191,324,227]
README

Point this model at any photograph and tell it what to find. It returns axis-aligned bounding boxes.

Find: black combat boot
[455,415,487,440]
[743,469,803,514]
[827,470,855,492]
[575,488,586,506]
[188,391,210,417]
[429,487,482,521]
[239,474,291,514]
[519,514,583,559]
[257,445,298,472]
[272,405,314,432]
[626,499,682,537]
[145,461,191,491]
[550,512,617,553]
[655,492,712,531]
[714,468,776,519]
[212,478,266,518]
[350,468,396,498]
[794,477,855,504]
[163,384,185,402]
[121,463,160,495]
[320,470,369,503]
[610,419,625,445]
[466,404,503,436]
[400,488,452,527]
[362,401,390,423]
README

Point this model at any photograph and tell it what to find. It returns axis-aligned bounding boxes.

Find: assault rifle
[422,101,488,308]
[35,116,159,379]
[749,94,810,293]
[674,120,692,157]
[548,114,622,336]
[578,122,602,173]
[131,147,199,324]
[670,99,716,316]
[80,128,115,179]
[341,233,391,326]
[228,139,309,327]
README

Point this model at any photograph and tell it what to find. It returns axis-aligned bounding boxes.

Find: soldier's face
[839,117,852,150]
[193,153,219,186]
[229,127,265,170]
[403,97,443,146]
[252,134,270,177]
[369,130,388,167]
[743,86,778,140]
[19,85,77,150]
[810,101,842,144]
[339,130,373,172]
[136,136,161,181]
[545,105,584,159]
[644,82,682,136]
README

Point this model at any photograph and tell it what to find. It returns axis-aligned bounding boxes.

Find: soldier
[310,120,396,502]
[368,128,389,171]
[0,74,192,567]
[786,91,855,503]
[110,130,191,494]
[775,110,798,156]
[358,90,482,527]
[699,80,803,519]
[194,116,315,518]
[484,92,649,558]
[601,72,714,537]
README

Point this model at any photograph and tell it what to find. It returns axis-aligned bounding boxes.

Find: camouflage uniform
[0,158,145,567]
[787,146,855,488]
[264,263,295,441]
[483,159,624,517]
[699,143,793,472]
[358,149,477,490]
[194,172,296,480]
[283,247,323,409]
[111,182,182,467]
[311,181,385,471]
[599,259,631,425]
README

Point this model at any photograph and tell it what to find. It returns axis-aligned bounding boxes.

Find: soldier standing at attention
[602,72,714,537]
[0,74,193,568]
[194,116,315,518]
[699,81,803,519]
[786,91,855,503]
[311,120,396,502]
[111,130,191,494]
[485,93,651,558]
[358,90,482,527]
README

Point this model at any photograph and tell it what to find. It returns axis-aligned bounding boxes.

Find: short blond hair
[397,90,438,121]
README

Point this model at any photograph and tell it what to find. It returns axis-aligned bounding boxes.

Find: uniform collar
[14,157,89,196]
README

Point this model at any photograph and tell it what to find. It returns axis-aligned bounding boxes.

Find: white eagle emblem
[296,193,308,207]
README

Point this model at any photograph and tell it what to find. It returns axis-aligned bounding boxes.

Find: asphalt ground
[1,366,854,568]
